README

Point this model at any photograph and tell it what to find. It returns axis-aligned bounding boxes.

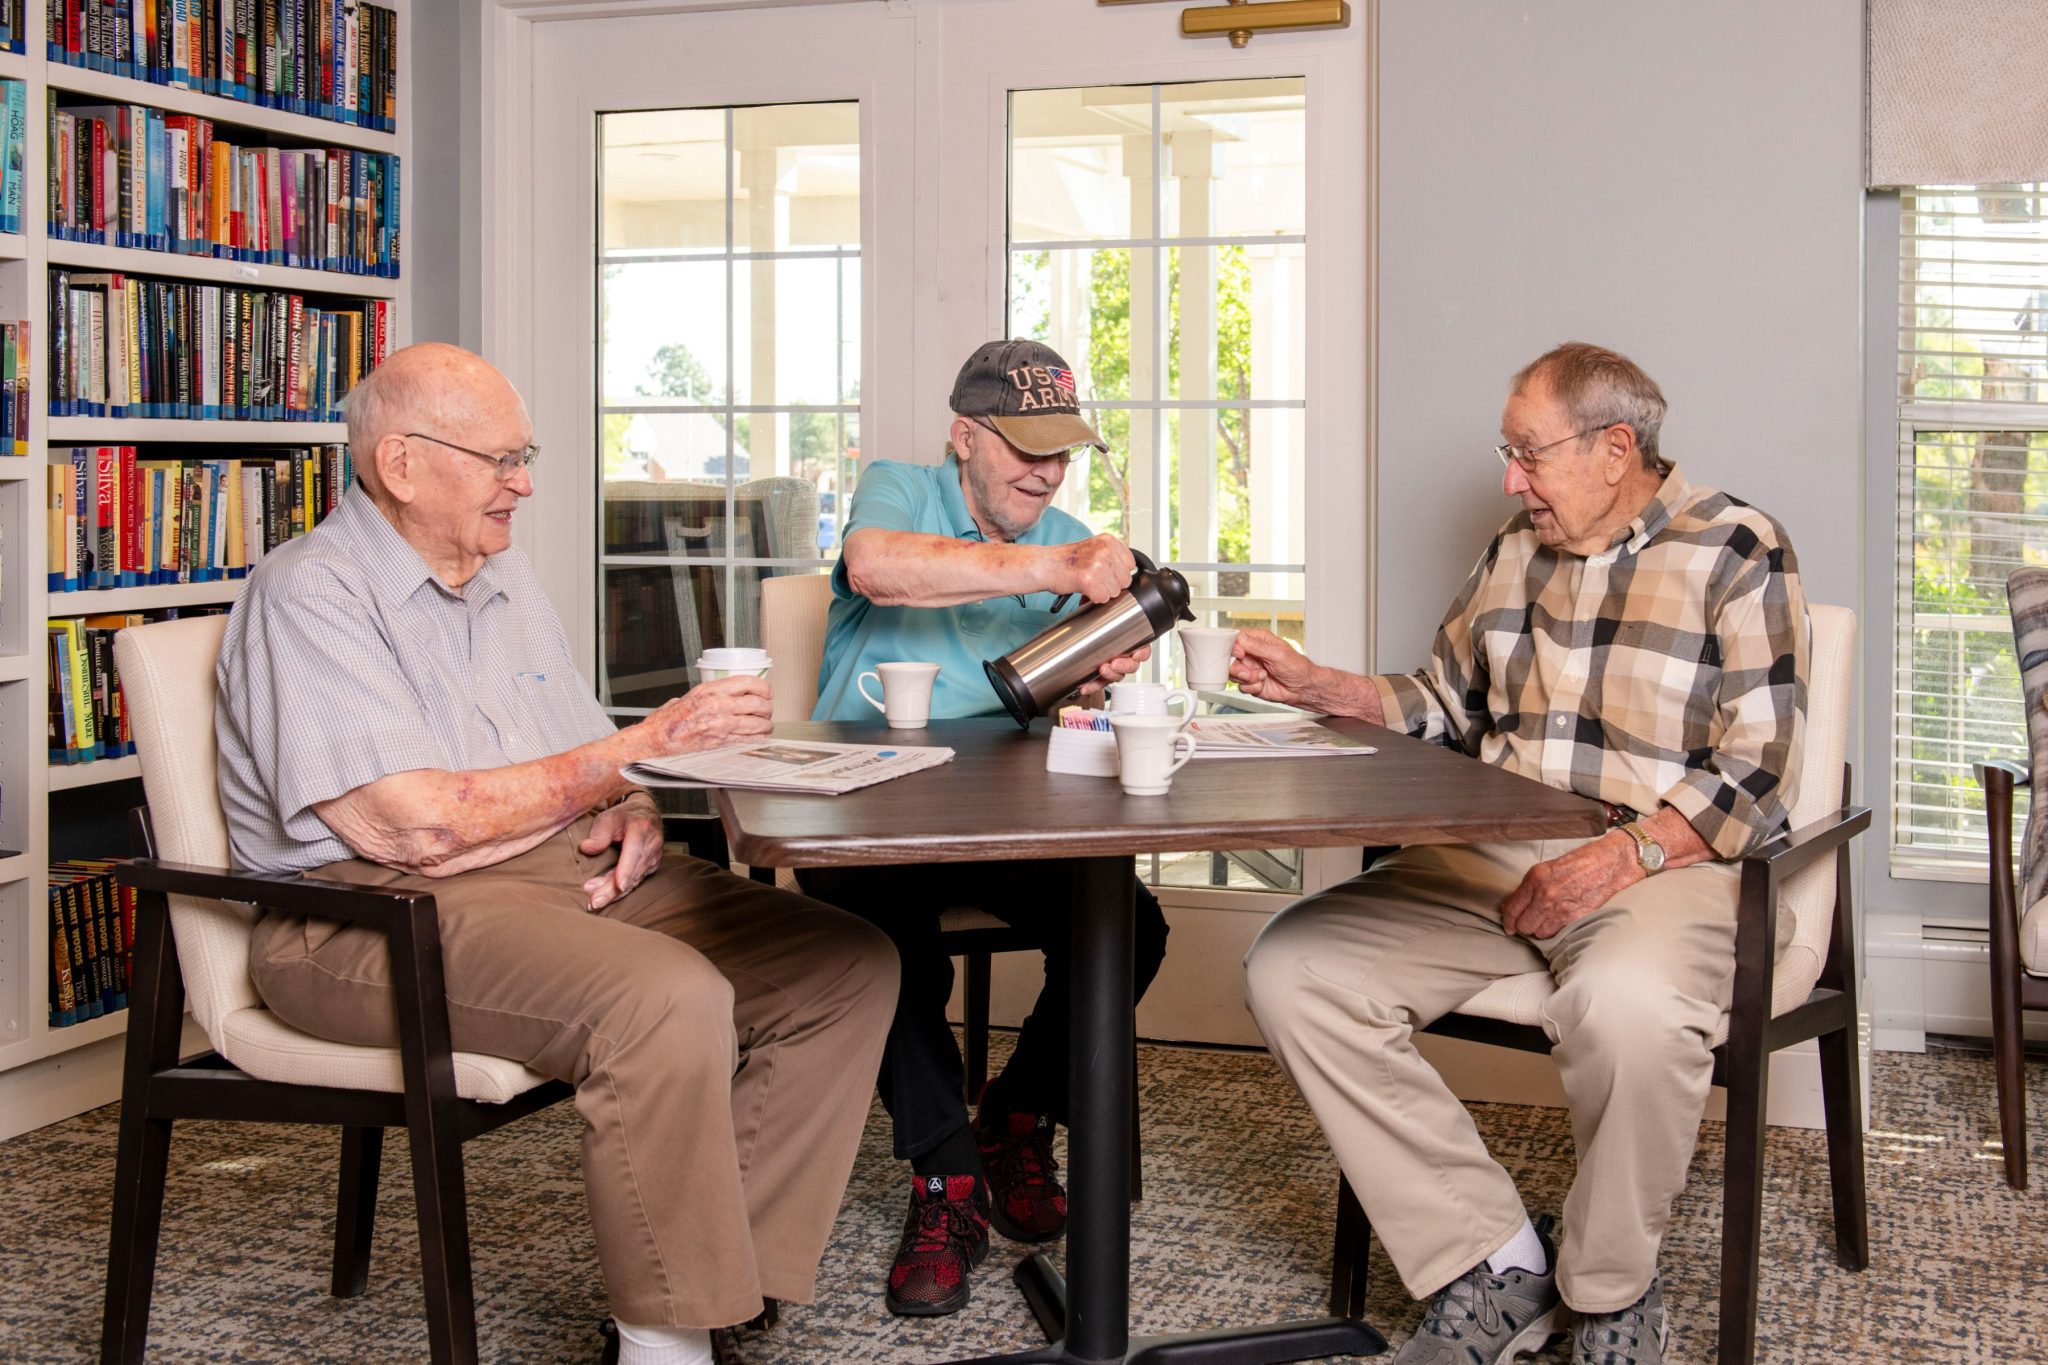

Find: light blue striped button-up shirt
[215,484,617,875]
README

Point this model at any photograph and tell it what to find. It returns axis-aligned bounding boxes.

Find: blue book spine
[149,467,166,583]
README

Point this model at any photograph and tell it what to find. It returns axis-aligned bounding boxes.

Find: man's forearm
[315,730,645,878]
[1302,665,1386,725]
[843,529,1054,607]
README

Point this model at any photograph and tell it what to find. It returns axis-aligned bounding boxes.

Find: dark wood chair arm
[1976,758,2031,788]
[116,859,435,930]
[1734,806,1872,887]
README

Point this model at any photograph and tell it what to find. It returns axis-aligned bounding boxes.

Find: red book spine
[93,447,115,589]
[91,116,106,236]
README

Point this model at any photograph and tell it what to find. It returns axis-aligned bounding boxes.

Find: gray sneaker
[1573,1274,1669,1365]
[1391,1218,1565,1365]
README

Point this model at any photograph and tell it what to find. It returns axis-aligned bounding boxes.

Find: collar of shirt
[322,484,509,616]
[935,452,988,543]
[1594,460,1691,564]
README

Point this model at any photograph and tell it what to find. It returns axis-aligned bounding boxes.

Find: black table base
[929,857,1389,1365]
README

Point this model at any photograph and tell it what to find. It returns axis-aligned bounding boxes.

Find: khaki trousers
[1245,836,1776,1313]
[247,817,898,1329]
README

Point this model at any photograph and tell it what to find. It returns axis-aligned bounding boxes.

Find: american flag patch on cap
[1049,366,1075,393]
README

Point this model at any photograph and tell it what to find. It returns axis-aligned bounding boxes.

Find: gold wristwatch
[1619,821,1666,875]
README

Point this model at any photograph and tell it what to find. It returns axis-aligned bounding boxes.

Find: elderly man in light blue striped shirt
[214,342,898,1365]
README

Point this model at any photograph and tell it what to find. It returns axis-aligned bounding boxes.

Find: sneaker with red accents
[885,1175,990,1317]
[976,1109,1067,1243]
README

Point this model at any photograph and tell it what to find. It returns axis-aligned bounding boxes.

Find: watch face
[1641,842,1666,872]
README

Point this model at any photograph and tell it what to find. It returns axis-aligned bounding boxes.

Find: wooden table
[719,718,1606,1365]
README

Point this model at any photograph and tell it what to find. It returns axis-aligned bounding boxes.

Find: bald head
[345,343,527,499]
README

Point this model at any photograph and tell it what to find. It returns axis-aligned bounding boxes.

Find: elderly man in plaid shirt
[1235,343,1807,1365]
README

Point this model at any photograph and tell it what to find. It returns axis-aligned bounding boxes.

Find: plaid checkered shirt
[1370,463,1808,861]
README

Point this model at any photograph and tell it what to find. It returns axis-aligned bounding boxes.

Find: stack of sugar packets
[1046,706,1119,776]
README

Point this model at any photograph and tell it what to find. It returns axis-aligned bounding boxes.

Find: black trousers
[796,860,1170,1162]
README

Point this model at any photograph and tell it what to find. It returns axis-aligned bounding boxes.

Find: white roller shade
[1868,0,2048,189]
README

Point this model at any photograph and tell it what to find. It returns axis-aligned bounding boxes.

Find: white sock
[1486,1217,1548,1276]
[615,1321,714,1365]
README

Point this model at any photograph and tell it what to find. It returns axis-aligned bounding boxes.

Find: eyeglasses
[406,431,541,481]
[1493,423,1616,471]
[971,417,1083,466]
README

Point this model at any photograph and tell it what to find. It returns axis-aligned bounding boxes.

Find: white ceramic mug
[697,647,773,681]
[858,661,941,729]
[1177,626,1240,691]
[1109,713,1198,795]
[1105,680,1198,725]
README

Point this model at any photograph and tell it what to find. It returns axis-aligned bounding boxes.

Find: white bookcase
[0,2,411,1139]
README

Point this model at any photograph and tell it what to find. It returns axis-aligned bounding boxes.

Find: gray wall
[407,0,481,347]
[1374,0,1866,656]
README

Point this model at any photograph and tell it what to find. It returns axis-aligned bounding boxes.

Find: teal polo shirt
[814,455,1090,721]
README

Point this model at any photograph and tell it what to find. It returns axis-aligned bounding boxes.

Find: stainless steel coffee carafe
[984,550,1195,728]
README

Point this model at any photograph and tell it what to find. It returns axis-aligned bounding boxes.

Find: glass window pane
[785,413,859,558]
[731,256,860,408]
[1159,79,1306,239]
[1009,246,1148,401]
[602,109,729,257]
[1010,86,1154,243]
[732,103,863,253]
[603,466,751,560]
[601,261,729,407]
[601,563,722,708]
[1167,243,1305,401]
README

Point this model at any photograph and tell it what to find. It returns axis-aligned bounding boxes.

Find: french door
[508,0,1367,915]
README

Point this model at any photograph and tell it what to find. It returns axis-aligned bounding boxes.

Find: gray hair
[1512,342,1667,470]
[343,361,419,468]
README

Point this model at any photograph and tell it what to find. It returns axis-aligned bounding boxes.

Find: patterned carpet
[1,1038,2042,1363]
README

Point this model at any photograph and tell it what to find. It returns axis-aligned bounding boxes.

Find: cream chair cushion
[2023,895,2047,977]
[760,571,835,722]
[1450,604,1856,1047]
[115,616,551,1103]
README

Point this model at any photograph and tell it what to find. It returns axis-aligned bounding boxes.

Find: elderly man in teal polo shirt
[801,340,1171,1318]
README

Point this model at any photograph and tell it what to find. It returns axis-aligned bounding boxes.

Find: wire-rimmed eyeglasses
[1493,423,1617,471]
[406,431,541,481]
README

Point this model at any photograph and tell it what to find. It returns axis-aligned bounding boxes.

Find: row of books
[0,0,23,54]
[49,270,388,419]
[49,0,401,133]
[48,858,136,1027]
[48,604,226,765]
[48,444,354,590]
[0,321,30,453]
[0,80,22,233]
[51,102,401,277]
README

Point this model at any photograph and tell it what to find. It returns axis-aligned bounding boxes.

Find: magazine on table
[623,739,956,794]
[1185,715,1377,758]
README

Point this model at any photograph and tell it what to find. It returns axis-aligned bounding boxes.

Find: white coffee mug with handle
[1105,680,1198,726]
[1177,626,1240,691]
[1109,713,1198,795]
[858,661,942,729]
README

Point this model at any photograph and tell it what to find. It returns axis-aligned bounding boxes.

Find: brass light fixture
[1100,0,1350,49]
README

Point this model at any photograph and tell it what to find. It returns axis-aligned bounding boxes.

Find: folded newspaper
[623,739,956,794]
[1186,716,1377,758]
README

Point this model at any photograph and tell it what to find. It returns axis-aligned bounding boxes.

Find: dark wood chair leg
[390,901,481,1365]
[100,888,185,1365]
[1330,1172,1369,1320]
[331,1126,385,1298]
[1716,865,1775,1365]
[1983,767,2030,1190]
[1816,1022,1869,1270]
[964,950,993,1103]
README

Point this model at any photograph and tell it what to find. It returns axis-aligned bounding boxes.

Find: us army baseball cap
[949,339,1108,457]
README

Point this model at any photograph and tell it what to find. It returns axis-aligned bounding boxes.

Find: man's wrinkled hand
[1229,627,1323,707]
[640,676,774,756]
[582,792,665,911]
[1075,642,1152,696]
[1058,534,1138,604]
[1499,833,1640,940]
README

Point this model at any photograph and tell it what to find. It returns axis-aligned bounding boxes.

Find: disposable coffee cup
[859,661,941,729]
[1178,626,1239,691]
[697,647,773,681]
[1109,712,1198,796]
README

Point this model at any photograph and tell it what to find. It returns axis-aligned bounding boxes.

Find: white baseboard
[0,1018,210,1141]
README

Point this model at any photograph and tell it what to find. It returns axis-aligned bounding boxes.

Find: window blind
[1893,185,2048,874]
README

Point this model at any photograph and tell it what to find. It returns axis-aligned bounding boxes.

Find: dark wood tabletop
[717,717,1606,867]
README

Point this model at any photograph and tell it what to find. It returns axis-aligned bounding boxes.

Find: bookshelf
[0,1,411,1140]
